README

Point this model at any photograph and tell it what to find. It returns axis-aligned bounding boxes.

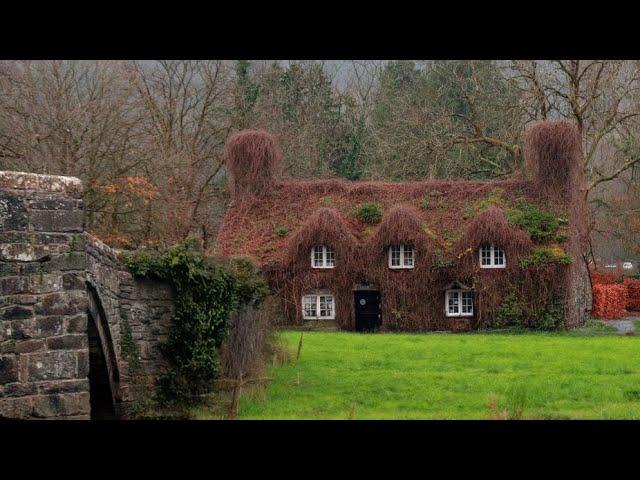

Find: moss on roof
[213,177,569,267]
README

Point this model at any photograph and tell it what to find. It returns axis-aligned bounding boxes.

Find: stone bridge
[0,171,173,419]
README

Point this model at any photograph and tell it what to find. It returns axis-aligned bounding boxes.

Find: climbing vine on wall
[124,240,268,403]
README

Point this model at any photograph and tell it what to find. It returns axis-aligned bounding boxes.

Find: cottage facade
[214,121,592,331]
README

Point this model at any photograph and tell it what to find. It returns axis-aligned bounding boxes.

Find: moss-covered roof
[212,177,570,267]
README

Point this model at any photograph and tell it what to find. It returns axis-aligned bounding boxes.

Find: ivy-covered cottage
[214,120,592,332]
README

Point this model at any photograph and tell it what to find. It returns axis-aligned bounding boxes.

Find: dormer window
[479,244,506,268]
[388,245,414,269]
[311,245,335,268]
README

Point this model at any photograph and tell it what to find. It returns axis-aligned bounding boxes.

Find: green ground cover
[193,327,640,420]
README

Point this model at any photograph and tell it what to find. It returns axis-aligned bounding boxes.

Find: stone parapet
[0,171,89,419]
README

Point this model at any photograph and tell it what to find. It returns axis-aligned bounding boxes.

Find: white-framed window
[388,244,414,269]
[311,245,335,268]
[446,290,474,317]
[302,294,335,320]
[479,244,506,268]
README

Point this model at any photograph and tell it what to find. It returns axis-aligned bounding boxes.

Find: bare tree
[0,60,149,239]
[126,60,235,246]
[509,60,640,193]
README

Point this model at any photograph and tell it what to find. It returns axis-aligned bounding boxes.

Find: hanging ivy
[124,240,268,403]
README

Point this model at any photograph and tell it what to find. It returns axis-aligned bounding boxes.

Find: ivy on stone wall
[120,318,140,371]
[124,240,268,403]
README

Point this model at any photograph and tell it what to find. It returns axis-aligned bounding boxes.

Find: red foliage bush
[623,277,640,312]
[591,284,628,319]
[590,271,620,285]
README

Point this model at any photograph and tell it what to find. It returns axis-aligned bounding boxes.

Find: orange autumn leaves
[95,176,158,206]
[92,176,159,248]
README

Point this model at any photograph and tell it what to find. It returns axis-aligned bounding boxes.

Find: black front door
[354,290,381,332]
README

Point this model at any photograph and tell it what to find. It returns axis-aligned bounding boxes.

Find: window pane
[303,295,317,317]
[390,246,401,266]
[403,246,414,266]
[448,291,459,314]
[319,295,334,318]
[481,245,491,265]
[494,247,505,266]
[312,246,323,267]
[325,246,335,267]
[462,291,473,314]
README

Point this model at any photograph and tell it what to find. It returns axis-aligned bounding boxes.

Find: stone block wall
[0,171,174,419]
[85,235,173,408]
[0,171,90,419]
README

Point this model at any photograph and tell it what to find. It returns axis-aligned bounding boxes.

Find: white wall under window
[479,244,506,268]
[311,245,335,268]
[388,244,414,269]
[446,289,474,317]
[302,294,335,320]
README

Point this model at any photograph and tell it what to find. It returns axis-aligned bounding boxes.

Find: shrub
[125,240,268,404]
[420,195,430,211]
[537,301,565,330]
[356,202,382,224]
[506,199,564,242]
[495,292,523,327]
[519,246,572,269]
[275,226,287,237]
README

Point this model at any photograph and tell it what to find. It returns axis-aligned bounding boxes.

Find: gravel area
[605,316,640,334]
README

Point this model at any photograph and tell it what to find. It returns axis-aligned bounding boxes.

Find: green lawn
[221,329,640,420]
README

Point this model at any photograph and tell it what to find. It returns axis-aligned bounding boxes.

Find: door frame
[353,287,381,332]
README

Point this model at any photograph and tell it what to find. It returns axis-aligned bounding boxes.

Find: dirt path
[605,315,640,334]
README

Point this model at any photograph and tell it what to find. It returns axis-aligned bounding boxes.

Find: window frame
[479,244,506,269]
[445,289,474,317]
[388,244,415,269]
[301,294,336,320]
[310,245,336,269]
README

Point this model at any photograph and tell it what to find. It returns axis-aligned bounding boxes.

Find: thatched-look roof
[455,206,532,261]
[214,121,583,268]
[286,207,357,267]
[214,178,540,265]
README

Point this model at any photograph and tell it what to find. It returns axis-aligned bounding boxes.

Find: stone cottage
[214,120,592,331]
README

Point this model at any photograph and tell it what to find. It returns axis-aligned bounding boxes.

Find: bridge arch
[86,282,121,419]
[0,170,174,419]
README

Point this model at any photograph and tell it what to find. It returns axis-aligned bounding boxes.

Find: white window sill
[446,313,473,317]
[302,317,336,320]
[389,265,414,270]
[312,266,335,269]
[480,264,506,269]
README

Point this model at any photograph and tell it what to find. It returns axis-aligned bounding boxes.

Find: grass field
[202,328,640,420]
